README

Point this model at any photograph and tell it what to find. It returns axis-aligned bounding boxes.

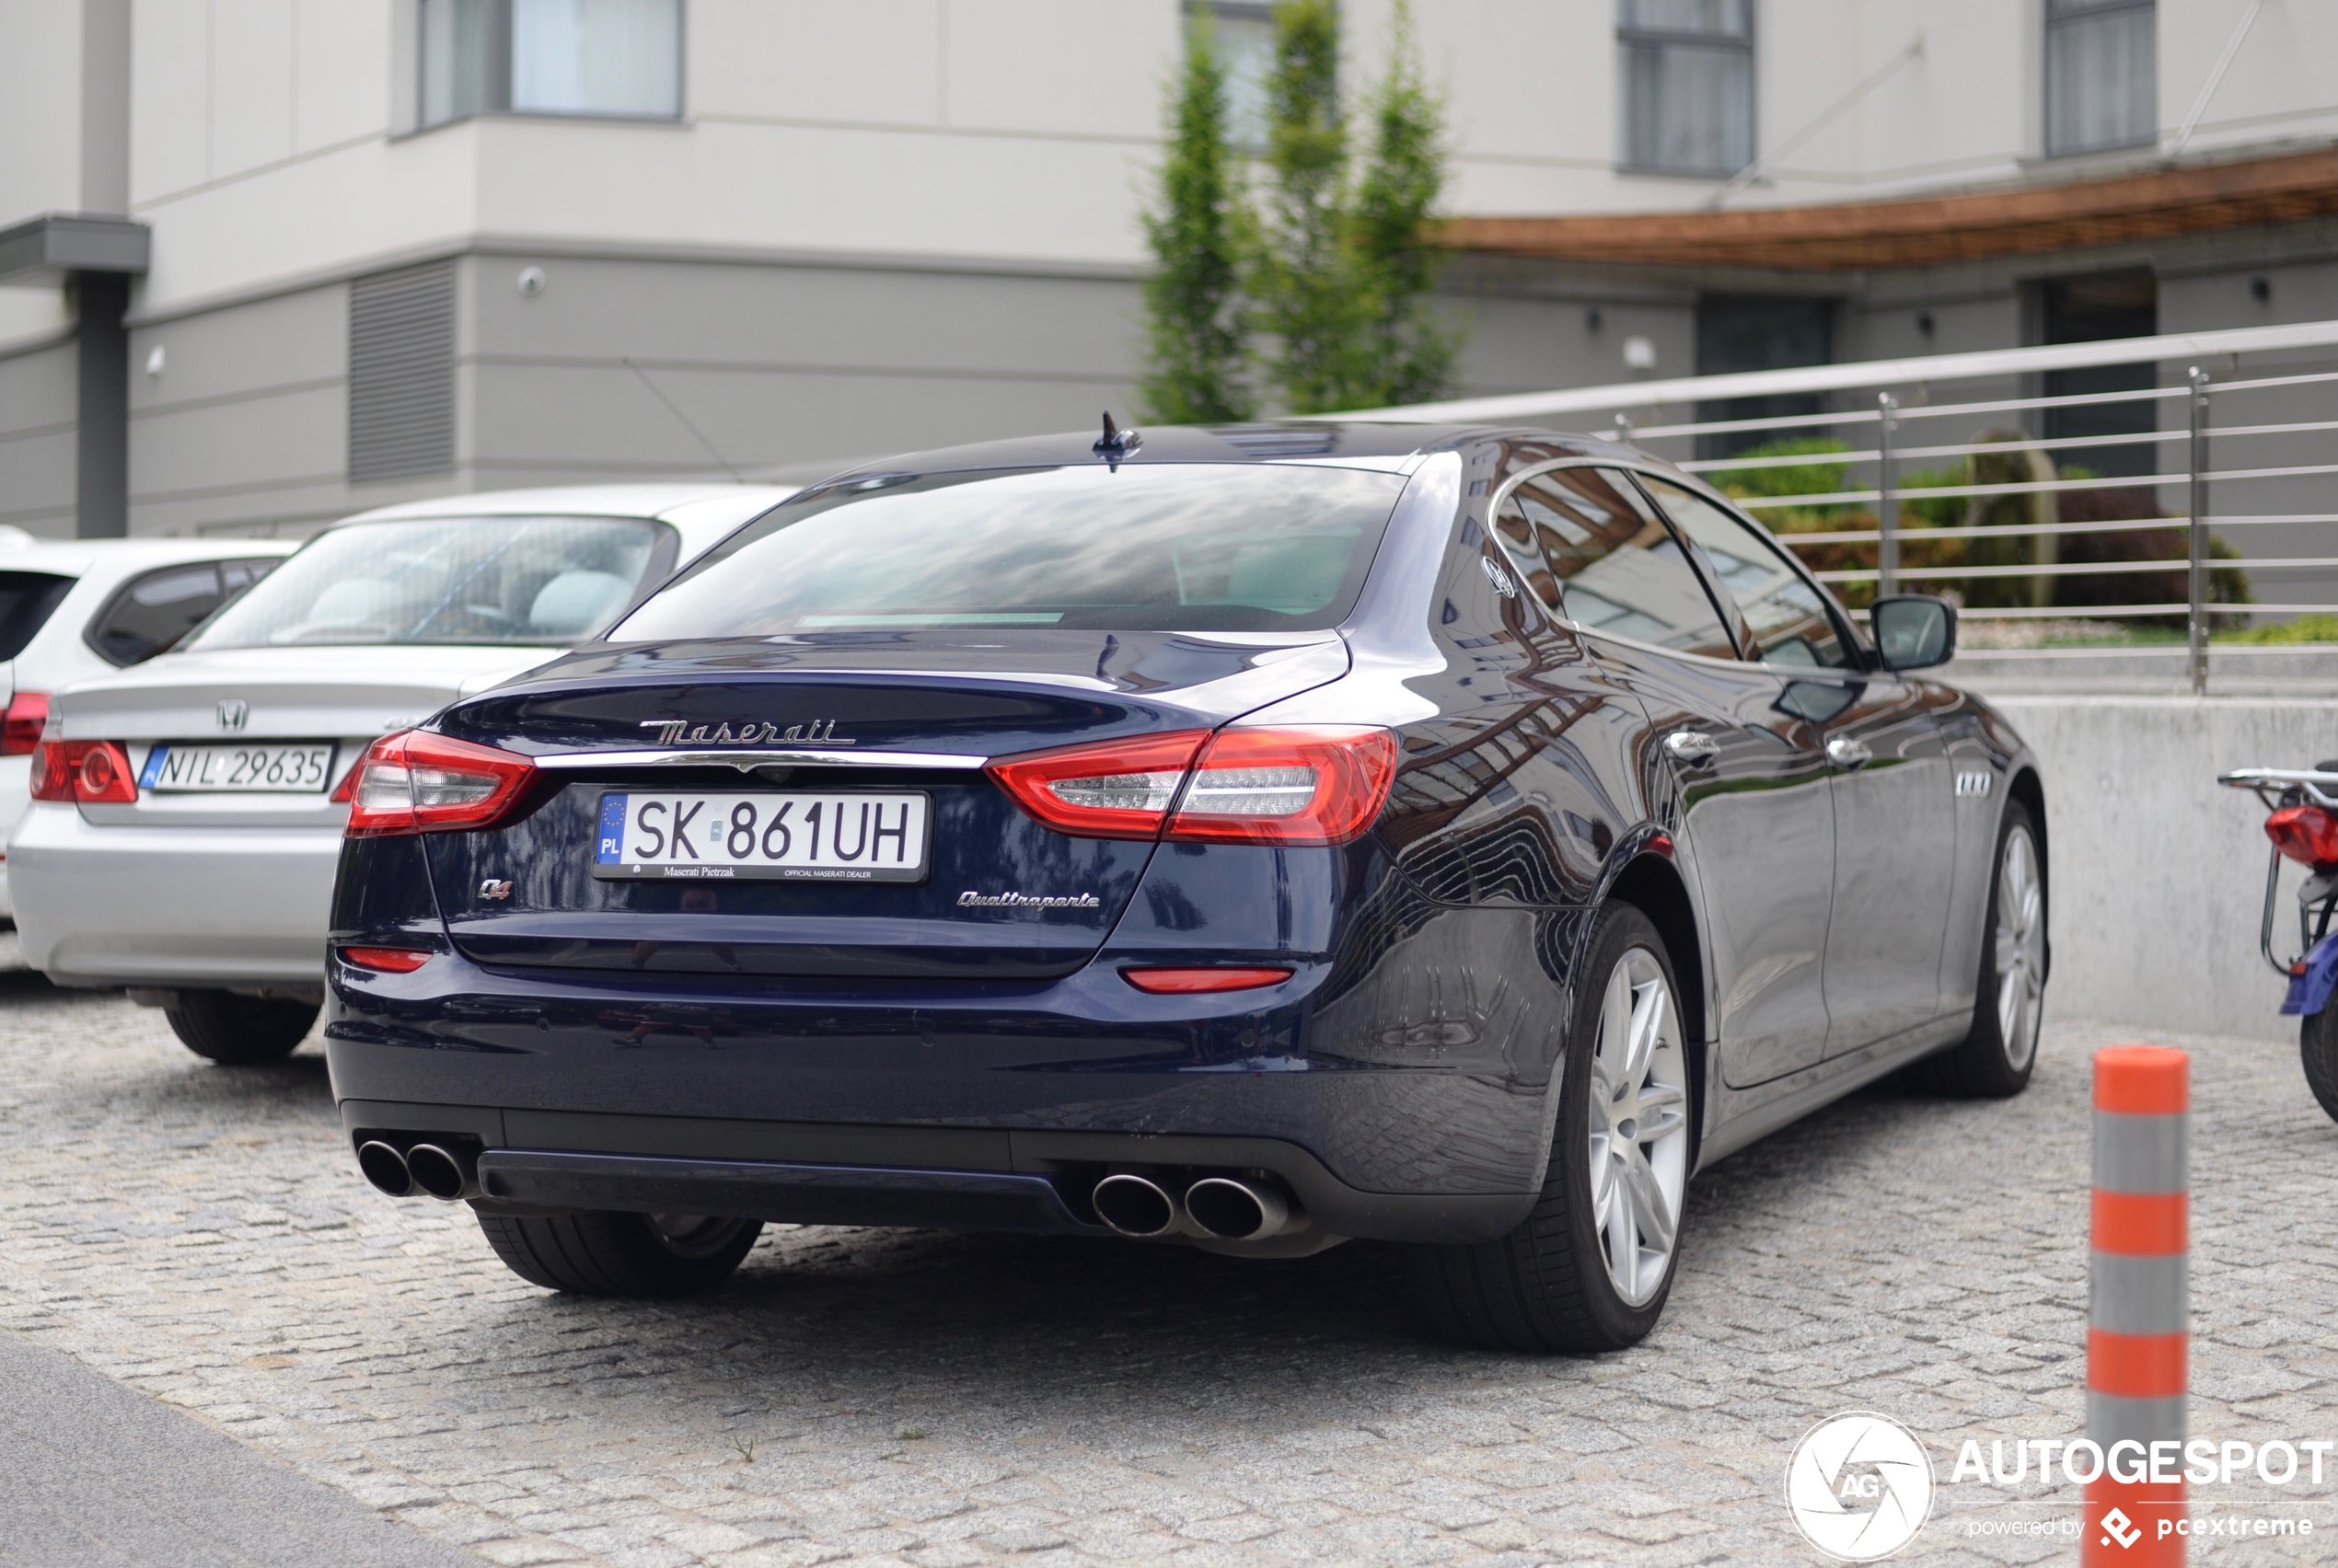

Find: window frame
[414,0,688,133]
[83,558,286,668]
[2043,0,2157,159]
[1487,458,1742,666]
[1486,457,1870,672]
[1624,470,1868,673]
[1615,0,1758,179]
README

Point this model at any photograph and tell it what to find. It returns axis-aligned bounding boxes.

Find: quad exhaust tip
[1185,1175,1291,1242]
[403,1143,470,1202]
[1092,1172,1182,1238]
[1090,1170,1300,1241]
[358,1140,473,1201]
[355,1140,413,1197]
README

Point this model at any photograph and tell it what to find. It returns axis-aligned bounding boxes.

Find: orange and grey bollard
[2084,1045,2189,1564]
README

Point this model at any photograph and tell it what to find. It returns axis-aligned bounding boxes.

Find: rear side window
[1492,467,1736,660]
[87,558,285,666]
[0,572,77,662]
[1637,477,1854,669]
[610,464,1408,639]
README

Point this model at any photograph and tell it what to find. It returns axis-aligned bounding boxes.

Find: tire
[1411,902,1692,1353]
[163,989,318,1065]
[2301,1002,2338,1124]
[1914,800,2046,1099]
[475,1209,762,1297]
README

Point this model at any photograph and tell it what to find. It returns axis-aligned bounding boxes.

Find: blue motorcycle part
[2281,930,2338,1016]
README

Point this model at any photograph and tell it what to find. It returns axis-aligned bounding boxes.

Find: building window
[1617,0,1754,178]
[420,0,682,128]
[1187,3,1278,152]
[2045,0,2156,157]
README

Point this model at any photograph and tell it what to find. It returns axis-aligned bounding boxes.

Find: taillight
[343,730,538,837]
[987,725,1397,847]
[1165,726,1398,847]
[2268,803,2338,870]
[29,740,137,804]
[339,946,432,974]
[985,730,1210,839]
[1,692,48,756]
[1123,966,1294,994]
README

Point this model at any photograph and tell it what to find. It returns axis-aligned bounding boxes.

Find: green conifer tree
[1254,0,1366,415]
[1348,0,1455,408]
[1138,14,1255,424]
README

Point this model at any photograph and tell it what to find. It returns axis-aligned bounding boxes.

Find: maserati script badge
[637,719,853,746]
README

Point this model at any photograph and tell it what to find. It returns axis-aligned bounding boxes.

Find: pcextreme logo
[2100,1506,2145,1549]
[1785,1412,1935,1562]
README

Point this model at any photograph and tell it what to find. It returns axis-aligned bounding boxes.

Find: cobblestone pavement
[4,980,2336,1567]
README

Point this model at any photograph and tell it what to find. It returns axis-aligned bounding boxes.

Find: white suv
[0,535,298,914]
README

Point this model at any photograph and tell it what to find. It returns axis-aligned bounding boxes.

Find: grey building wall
[0,332,78,536]
[462,250,1144,488]
[128,282,350,536]
[3,222,2329,576]
[102,245,1706,538]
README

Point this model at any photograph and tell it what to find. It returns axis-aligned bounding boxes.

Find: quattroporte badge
[957,890,1102,911]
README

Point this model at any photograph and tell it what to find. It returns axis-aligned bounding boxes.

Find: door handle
[1825,735,1873,768]
[1664,730,1721,766]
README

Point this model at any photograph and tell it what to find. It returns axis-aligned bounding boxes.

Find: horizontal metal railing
[1358,319,2338,692]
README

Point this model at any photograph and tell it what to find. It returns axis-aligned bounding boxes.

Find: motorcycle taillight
[2267,803,2338,870]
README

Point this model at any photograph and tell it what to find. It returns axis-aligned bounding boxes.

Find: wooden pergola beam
[1441,148,2338,271]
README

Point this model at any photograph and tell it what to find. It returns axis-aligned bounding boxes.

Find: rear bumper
[325,928,1567,1239]
[338,1097,1539,1244]
[8,802,338,986]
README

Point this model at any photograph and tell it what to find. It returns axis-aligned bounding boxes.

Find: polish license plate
[592,790,931,882]
[140,742,337,793]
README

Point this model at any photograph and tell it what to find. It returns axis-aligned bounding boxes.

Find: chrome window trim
[1483,455,1752,673]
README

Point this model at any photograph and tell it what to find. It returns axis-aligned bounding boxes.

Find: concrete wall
[1997,693,2338,1045]
[0,332,77,535]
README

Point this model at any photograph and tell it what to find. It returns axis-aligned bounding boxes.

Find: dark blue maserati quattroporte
[325,421,2046,1351]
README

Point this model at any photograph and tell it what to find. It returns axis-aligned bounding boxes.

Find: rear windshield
[0,571,76,661]
[609,464,1408,640]
[185,516,667,650]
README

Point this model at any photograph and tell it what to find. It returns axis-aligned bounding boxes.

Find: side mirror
[1869,594,1957,671]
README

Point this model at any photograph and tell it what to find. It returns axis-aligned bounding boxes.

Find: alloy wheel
[1586,947,1691,1308]
[1993,824,2046,1071]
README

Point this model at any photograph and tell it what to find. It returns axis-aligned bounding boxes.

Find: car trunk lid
[422,629,1349,978]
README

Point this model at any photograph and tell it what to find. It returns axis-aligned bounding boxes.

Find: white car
[0,535,300,913]
[10,484,795,1061]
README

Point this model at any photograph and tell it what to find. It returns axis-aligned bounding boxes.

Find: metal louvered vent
[348,262,455,483]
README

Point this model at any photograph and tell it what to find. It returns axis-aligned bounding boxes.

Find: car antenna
[1094,410,1140,469]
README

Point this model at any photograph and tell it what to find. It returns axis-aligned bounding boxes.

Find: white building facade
[1,0,2334,538]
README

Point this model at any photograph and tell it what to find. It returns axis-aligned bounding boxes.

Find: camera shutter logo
[1785,1412,1934,1561]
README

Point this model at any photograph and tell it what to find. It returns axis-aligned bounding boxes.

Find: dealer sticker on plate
[593,790,931,882]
